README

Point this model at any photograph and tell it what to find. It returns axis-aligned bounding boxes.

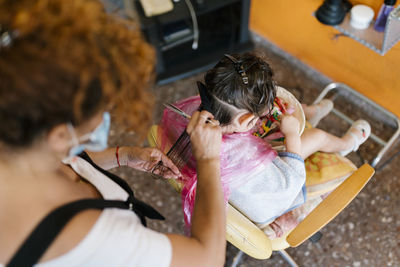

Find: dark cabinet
[135,0,253,84]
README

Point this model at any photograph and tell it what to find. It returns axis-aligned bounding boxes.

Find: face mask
[67,112,111,157]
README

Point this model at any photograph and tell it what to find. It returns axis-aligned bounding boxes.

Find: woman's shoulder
[38,209,172,267]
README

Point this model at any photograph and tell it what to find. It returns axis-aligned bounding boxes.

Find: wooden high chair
[147,83,378,265]
[147,125,374,261]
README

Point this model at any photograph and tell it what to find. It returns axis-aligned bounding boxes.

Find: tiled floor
[109,34,400,267]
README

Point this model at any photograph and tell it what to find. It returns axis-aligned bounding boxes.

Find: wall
[250,0,400,116]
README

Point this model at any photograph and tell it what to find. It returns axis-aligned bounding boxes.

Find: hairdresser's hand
[120,147,181,179]
[280,115,300,137]
[187,111,222,161]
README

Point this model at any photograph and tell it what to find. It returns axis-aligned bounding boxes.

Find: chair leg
[230,250,244,267]
[230,249,300,266]
[278,250,300,267]
[308,231,323,243]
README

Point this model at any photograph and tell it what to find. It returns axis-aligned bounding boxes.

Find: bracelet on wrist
[116,146,121,167]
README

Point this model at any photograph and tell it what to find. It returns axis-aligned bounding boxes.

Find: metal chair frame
[231,82,396,266]
[313,82,400,168]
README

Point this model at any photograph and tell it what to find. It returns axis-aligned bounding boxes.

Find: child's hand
[280,115,301,155]
[280,115,300,137]
[280,115,301,156]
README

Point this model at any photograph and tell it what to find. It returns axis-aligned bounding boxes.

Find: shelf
[333,5,400,55]
[134,0,242,27]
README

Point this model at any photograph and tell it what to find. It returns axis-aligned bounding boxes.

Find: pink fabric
[264,192,330,239]
[268,211,299,238]
[160,96,277,227]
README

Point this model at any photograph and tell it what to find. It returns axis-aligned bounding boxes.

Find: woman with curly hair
[0,0,225,266]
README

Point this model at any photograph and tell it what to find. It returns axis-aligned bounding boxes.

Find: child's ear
[238,113,256,125]
[231,112,258,132]
[222,112,258,134]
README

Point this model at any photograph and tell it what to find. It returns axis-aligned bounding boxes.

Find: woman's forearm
[86,147,126,170]
[191,158,226,264]
[167,111,225,267]
[167,158,226,267]
[88,147,181,178]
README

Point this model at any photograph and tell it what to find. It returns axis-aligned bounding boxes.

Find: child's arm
[280,115,301,155]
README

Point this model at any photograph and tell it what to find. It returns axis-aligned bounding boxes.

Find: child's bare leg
[302,99,334,127]
[299,128,355,159]
[301,104,316,120]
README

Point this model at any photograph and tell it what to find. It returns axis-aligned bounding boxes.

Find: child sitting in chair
[159,53,371,237]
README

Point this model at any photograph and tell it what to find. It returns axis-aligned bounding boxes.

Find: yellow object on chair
[303,121,358,197]
[305,152,357,197]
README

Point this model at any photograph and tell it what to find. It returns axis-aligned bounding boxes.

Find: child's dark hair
[204,53,276,125]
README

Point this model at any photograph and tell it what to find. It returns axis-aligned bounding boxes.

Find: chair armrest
[286,164,375,247]
[226,204,272,259]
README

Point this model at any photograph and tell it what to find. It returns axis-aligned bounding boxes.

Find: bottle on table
[374,0,397,32]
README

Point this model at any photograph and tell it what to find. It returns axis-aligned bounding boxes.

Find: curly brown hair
[0,0,155,147]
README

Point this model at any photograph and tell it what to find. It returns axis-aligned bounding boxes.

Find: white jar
[350,5,375,30]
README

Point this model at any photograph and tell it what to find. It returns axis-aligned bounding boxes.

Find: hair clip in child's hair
[241,75,249,85]
[224,54,249,85]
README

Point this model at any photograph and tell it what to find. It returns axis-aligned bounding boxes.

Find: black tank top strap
[6,153,164,267]
[78,151,134,196]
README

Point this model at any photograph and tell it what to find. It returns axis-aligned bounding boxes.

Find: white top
[1,156,172,267]
[229,152,306,224]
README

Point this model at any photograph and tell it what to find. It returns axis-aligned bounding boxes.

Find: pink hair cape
[160,96,277,228]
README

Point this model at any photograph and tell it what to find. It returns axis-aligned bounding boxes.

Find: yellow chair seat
[147,125,374,259]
